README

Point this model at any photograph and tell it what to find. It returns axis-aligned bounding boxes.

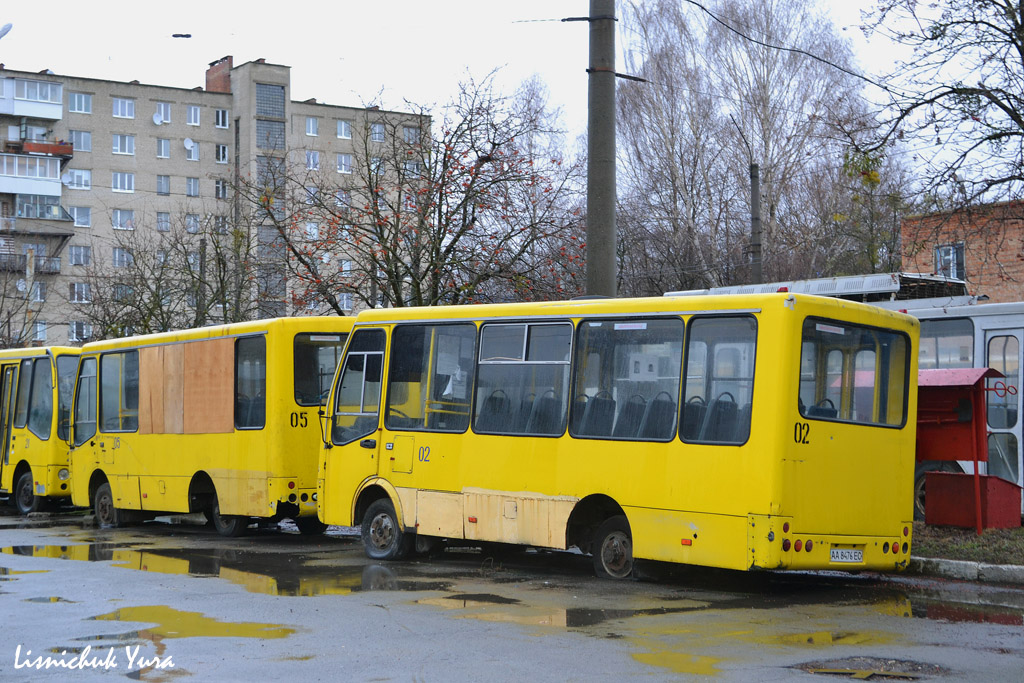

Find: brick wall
[902,201,1024,302]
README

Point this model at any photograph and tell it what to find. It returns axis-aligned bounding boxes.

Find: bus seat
[680,397,707,441]
[612,394,646,438]
[700,394,738,442]
[475,389,511,432]
[526,390,563,435]
[638,391,677,440]
[579,392,616,437]
[569,394,589,434]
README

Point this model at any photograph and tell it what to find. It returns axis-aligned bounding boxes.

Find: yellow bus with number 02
[69,317,351,535]
[0,346,79,514]
[318,293,917,578]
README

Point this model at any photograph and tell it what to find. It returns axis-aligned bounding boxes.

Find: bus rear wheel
[294,516,328,535]
[362,499,412,560]
[592,515,633,579]
[210,497,248,537]
[15,471,40,516]
[93,483,125,528]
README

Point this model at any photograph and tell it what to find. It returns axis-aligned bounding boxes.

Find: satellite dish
[183,138,194,150]
[61,173,71,185]
[0,24,12,41]
[153,112,163,125]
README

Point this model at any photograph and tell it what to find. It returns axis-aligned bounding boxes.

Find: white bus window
[26,359,53,440]
[987,335,1019,430]
[73,358,97,447]
[236,337,267,429]
[333,329,385,444]
[919,318,973,369]
[294,333,346,406]
[56,355,77,441]
[100,351,139,432]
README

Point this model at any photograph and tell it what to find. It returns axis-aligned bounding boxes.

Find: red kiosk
[917,368,1022,533]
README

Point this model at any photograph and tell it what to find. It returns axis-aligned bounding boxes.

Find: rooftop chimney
[206,55,233,93]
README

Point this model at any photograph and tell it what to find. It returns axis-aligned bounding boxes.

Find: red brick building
[902,200,1024,302]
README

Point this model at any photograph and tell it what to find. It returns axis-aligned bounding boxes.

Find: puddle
[912,601,1024,626]
[91,605,295,640]
[1,543,452,597]
[25,596,76,603]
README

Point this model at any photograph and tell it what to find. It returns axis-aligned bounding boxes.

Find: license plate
[830,548,863,563]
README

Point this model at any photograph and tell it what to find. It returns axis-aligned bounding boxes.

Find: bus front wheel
[362,499,412,560]
[210,497,248,537]
[93,483,125,528]
[15,471,40,516]
[592,515,633,579]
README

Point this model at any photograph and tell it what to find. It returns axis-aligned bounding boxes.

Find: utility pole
[750,163,762,284]
[586,0,616,297]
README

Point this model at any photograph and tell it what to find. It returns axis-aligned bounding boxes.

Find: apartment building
[0,56,423,345]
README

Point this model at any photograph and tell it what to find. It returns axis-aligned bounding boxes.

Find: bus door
[0,364,17,484]
[984,330,1023,495]
[326,328,387,519]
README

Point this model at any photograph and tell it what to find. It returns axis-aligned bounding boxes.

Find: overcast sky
[1,1,893,140]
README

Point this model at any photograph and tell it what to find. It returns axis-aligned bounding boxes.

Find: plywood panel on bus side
[183,337,234,434]
[162,343,185,433]
[138,347,164,435]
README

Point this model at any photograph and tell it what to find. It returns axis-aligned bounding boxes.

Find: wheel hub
[370,513,395,549]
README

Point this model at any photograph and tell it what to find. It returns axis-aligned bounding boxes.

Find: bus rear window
[294,333,346,406]
[799,318,909,427]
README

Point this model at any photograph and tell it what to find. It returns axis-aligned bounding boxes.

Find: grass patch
[912,521,1024,565]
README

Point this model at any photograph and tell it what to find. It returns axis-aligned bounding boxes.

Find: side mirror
[318,408,332,449]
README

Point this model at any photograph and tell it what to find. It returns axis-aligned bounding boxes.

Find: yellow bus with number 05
[318,293,917,578]
[69,317,351,535]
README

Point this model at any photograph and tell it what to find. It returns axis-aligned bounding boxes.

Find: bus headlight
[58,469,70,481]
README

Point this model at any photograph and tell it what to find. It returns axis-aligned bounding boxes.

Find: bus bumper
[748,514,914,571]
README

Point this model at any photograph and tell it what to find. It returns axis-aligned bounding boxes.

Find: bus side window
[100,351,139,432]
[56,355,78,441]
[236,336,267,429]
[26,359,53,440]
[74,357,98,447]
[13,359,32,428]
[332,328,386,445]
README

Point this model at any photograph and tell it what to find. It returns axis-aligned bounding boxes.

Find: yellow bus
[0,346,80,514]
[69,317,351,536]
[318,294,917,578]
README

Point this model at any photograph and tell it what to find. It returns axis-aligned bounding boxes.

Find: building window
[306,150,320,170]
[216,144,229,163]
[66,169,91,190]
[156,175,170,195]
[215,179,229,199]
[335,189,350,207]
[112,172,135,193]
[214,215,229,234]
[69,245,91,266]
[306,117,319,136]
[69,206,91,227]
[112,209,135,230]
[255,83,286,118]
[70,282,92,303]
[69,322,92,342]
[30,281,46,303]
[337,153,352,174]
[15,79,62,103]
[404,160,422,175]
[69,92,92,114]
[32,322,47,342]
[936,243,966,279]
[256,120,285,150]
[187,105,200,126]
[112,247,133,268]
[337,119,352,139]
[186,177,200,197]
[70,130,91,152]
[403,126,421,144]
[112,97,135,119]
[156,212,170,232]
[371,123,385,142]
[157,138,170,158]
[403,193,418,213]
[112,134,135,155]
[155,101,172,124]
[370,157,383,174]
[185,141,199,161]
[186,214,200,233]
[304,186,319,205]
[339,293,353,311]
[215,109,229,128]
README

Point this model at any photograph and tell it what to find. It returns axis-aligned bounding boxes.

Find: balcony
[0,153,62,196]
[0,253,61,274]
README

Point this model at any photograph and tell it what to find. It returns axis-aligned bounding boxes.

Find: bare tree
[234,74,584,311]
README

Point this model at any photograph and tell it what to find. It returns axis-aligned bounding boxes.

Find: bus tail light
[793,540,802,552]
[681,538,692,546]
[805,540,813,552]
[288,481,296,489]
[782,539,790,552]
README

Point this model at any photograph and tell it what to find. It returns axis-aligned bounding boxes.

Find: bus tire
[93,483,125,528]
[15,471,40,516]
[210,498,248,537]
[294,517,328,535]
[362,499,412,561]
[592,515,633,579]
